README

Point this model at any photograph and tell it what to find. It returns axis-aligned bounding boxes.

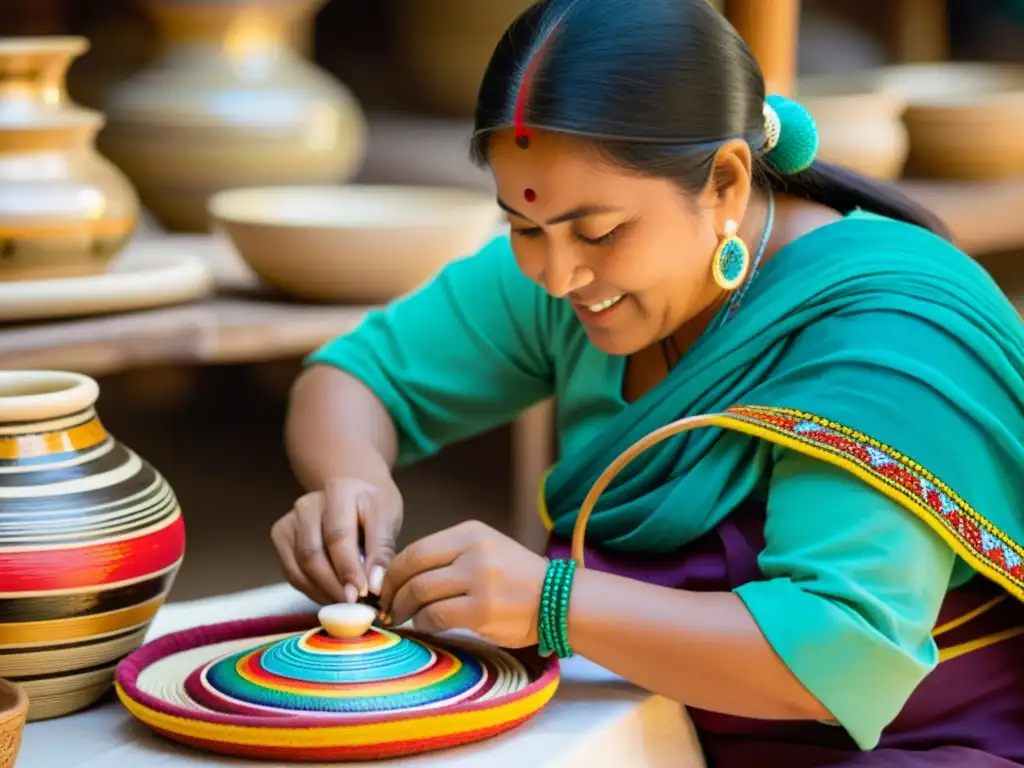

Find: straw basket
[0,679,28,768]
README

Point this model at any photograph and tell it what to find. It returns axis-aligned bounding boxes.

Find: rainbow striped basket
[114,613,560,762]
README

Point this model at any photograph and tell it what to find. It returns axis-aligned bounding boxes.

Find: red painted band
[0,514,186,593]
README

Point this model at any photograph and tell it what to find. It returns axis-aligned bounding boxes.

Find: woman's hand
[379,520,548,648]
[271,476,403,606]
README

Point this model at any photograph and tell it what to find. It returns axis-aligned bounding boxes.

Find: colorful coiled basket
[114,613,560,762]
[114,407,747,761]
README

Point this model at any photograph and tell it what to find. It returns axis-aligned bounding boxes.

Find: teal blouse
[307,233,976,749]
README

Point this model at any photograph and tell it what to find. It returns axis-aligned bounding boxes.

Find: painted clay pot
[0,371,186,721]
[0,37,140,282]
[98,0,367,232]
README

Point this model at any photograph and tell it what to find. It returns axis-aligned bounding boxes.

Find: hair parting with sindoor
[470,0,951,240]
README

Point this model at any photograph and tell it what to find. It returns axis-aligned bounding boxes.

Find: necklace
[658,335,682,370]
[659,189,777,371]
[719,189,776,328]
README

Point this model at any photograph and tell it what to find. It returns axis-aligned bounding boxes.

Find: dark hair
[469,0,951,240]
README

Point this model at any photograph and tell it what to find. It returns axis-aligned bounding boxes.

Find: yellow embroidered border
[537,405,1024,602]
[722,405,1024,601]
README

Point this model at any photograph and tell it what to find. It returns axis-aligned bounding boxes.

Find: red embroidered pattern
[725,405,1024,592]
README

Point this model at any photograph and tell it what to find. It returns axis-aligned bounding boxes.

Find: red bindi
[524,188,537,202]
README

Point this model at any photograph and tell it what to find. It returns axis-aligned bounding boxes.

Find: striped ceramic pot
[0,370,185,721]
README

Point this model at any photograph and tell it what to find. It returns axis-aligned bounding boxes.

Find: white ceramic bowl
[208,185,502,303]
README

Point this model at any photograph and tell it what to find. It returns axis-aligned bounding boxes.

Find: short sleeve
[733,448,955,750]
[305,235,555,466]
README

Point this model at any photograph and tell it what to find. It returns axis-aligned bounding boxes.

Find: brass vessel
[0,37,139,282]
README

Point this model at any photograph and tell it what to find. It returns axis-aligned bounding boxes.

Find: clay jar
[0,37,140,281]
[798,77,910,181]
[98,0,368,232]
[0,371,186,721]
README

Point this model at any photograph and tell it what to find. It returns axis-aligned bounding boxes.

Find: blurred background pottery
[98,0,368,232]
[395,0,534,117]
[811,62,1024,180]
[0,679,27,768]
[873,63,1024,180]
[208,184,502,303]
[0,370,186,721]
[798,76,910,180]
[0,241,214,322]
[0,36,140,281]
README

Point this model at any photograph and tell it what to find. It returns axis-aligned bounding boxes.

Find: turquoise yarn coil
[718,238,747,283]
[763,94,819,175]
[260,632,433,683]
[204,632,489,714]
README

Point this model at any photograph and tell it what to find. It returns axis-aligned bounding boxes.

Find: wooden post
[724,0,802,97]
[510,399,556,554]
[891,0,949,62]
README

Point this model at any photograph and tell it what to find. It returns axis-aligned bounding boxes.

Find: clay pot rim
[802,64,1024,110]
[207,184,499,231]
[0,36,90,57]
[0,678,28,726]
[798,89,908,117]
[0,370,100,422]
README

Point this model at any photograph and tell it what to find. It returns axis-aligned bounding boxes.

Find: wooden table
[0,235,369,374]
[16,583,707,768]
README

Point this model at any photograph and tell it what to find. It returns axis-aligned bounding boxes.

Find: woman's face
[489,129,724,356]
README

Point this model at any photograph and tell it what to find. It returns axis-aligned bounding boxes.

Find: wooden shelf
[0,235,372,376]
[901,177,1024,257]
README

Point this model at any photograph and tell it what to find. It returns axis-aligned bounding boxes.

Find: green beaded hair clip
[761,93,819,175]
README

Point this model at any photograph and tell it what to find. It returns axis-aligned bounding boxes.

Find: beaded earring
[711,220,749,291]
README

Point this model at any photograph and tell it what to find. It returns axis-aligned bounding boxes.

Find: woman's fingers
[380,521,484,609]
[362,496,401,595]
[270,514,335,605]
[410,595,476,635]
[272,480,408,607]
[294,494,351,603]
[388,566,472,628]
[322,479,367,597]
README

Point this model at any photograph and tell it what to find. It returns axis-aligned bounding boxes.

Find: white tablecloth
[18,584,706,767]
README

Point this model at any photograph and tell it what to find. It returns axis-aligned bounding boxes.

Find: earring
[711,220,750,291]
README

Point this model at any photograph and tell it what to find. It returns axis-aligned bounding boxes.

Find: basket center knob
[317,602,377,639]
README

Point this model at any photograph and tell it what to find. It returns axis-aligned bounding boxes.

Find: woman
[272,0,1024,764]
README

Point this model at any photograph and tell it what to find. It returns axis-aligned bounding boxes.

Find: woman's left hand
[379,520,549,648]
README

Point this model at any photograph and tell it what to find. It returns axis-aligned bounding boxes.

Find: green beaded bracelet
[538,564,562,657]
[540,561,573,659]
[537,560,559,657]
[537,558,576,659]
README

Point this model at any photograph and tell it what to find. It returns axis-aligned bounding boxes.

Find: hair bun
[762,94,818,175]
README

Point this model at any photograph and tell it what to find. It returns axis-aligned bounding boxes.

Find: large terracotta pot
[98,0,367,232]
[0,370,186,721]
[0,37,140,281]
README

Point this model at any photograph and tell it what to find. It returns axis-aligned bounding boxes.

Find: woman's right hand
[271,476,404,606]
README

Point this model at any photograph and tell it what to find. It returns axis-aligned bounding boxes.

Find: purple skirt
[546,502,1024,767]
